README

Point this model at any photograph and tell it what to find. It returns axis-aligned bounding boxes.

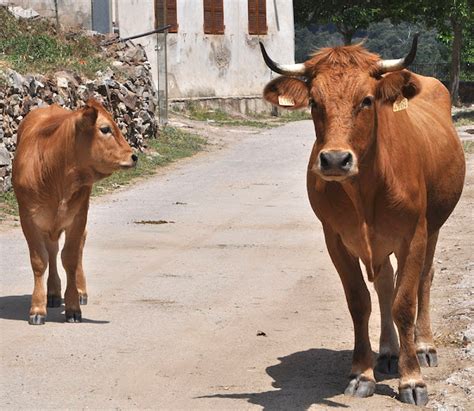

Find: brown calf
[13,99,137,325]
[261,37,465,406]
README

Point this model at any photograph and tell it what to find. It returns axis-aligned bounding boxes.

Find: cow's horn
[259,42,306,76]
[378,33,419,73]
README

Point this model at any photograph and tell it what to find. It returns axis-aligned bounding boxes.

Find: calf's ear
[376,71,421,103]
[263,77,309,109]
[78,104,98,128]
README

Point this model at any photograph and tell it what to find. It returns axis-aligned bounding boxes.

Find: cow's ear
[78,104,98,128]
[263,76,309,109]
[376,71,421,103]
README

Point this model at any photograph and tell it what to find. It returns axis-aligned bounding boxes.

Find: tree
[388,0,472,104]
[293,0,385,45]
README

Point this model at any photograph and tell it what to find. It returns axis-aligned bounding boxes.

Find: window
[203,0,224,34]
[248,0,267,35]
[155,0,178,33]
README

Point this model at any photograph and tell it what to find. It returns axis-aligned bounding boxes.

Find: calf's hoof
[399,383,428,406]
[47,295,62,308]
[344,375,376,398]
[79,294,88,305]
[65,311,82,323]
[375,354,399,375]
[417,349,438,367]
[29,314,45,325]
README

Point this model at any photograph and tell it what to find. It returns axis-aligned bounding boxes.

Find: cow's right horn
[378,33,419,73]
[259,42,306,76]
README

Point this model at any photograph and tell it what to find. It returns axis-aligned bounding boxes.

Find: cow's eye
[361,96,373,108]
[100,126,111,135]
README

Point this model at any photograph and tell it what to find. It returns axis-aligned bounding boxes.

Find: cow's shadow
[0,294,109,324]
[199,348,396,410]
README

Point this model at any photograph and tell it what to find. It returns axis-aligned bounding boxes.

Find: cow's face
[76,99,137,177]
[261,41,420,182]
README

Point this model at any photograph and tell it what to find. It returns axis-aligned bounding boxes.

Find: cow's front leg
[393,221,429,406]
[61,214,88,323]
[415,231,439,368]
[324,226,375,398]
[374,257,399,375]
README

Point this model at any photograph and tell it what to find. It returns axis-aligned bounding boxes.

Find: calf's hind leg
[46,238,61,308]
[75,230,88,305]
[20,218,49,325]
[61,215,87,323]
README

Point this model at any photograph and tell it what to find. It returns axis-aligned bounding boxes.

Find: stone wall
[0,40,158,193]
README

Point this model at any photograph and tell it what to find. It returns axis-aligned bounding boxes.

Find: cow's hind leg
[323,226,375,398]
[374,257,399,375]
[393,221,429,406]
[46,238,62,308]
[76,230,88,305]
[415,231,439,367]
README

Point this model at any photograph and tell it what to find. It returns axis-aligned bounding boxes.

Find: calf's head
[75,99,137,176]
[261,36,421,182]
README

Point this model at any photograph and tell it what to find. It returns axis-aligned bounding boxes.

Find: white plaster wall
[117,0,294,99]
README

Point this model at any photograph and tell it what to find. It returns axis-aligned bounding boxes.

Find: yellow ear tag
[393,97,408,112]
[278,95,295,107]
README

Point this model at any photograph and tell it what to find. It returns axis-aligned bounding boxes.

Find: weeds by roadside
[0,6,110,78]
[0,127,206,220]
[176,102,311,128]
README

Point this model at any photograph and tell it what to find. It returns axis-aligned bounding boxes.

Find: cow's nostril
[340,152,352,169]
[320,152,330,169]
[131,154,138,162]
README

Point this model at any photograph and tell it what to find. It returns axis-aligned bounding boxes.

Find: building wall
[117,0,295,99]
[0,0,92,29]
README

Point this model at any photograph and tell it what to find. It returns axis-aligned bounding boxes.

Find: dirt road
[0,121,472,409]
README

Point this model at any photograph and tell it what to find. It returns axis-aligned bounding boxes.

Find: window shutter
[155,0,178,32]
[257,0,267,34]
[248,0,258,34]
[167,0,178,32]
[248,0,267,35]
[155,0,164,28]
[204,0,224,35]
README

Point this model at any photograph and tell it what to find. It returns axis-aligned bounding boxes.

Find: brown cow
[12,99,137,325]
[261,36,465,406]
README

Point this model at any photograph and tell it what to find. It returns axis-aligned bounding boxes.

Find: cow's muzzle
[316,150,357,181]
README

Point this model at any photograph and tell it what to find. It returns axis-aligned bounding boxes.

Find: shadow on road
[199,348,397,410]
[0,294,109,324]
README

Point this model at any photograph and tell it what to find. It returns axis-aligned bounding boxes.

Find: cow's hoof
[399,384,429,406]
[29,314,45,325]
[65,311,82,323]
[376,354,399,375]
[47,295,62,308]
[417,349,438,367]
[344,375,376,398]
[79,295,88,305]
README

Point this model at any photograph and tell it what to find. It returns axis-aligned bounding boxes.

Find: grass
[0,127,206,219]
[181,102,312,129]
[93,127,205,195]
[0,6,110,78]
[463,140,474,154]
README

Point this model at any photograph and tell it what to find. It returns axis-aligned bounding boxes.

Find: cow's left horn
[378,33,419,73]
[259,42,306,76]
